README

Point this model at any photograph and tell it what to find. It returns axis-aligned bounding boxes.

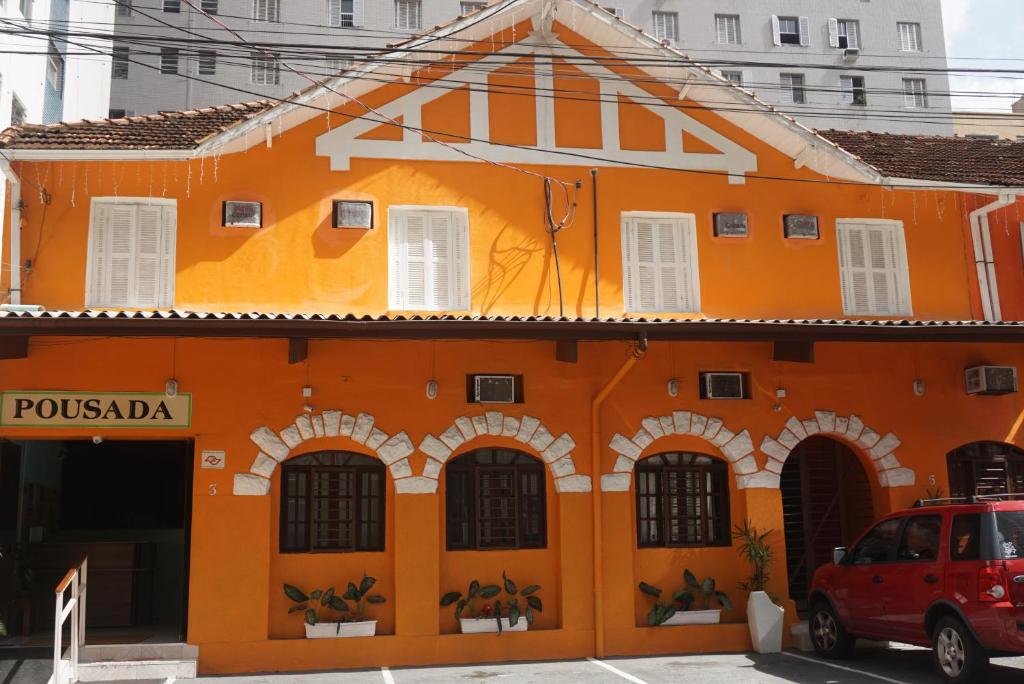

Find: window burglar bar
[636,453,730,548]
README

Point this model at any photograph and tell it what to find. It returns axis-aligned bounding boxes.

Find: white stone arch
[418,411,590,493]
[601,411,757,491]
[757,411,914,489]
[234,410,415,495]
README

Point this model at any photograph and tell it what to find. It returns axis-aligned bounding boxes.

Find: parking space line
[781,652,910,684]
[381,666,396,684]
[587,657,650,684]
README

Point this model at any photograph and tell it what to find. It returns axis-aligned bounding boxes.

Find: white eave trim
[4,149,196,161]
[882,177,1024,194]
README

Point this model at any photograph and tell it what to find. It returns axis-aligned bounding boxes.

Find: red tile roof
[0,101,273,150]
[818,129,1024,188]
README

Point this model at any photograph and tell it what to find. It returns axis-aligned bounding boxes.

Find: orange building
[0,0,1023,677]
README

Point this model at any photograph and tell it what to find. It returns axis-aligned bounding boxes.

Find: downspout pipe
[0,160,22,306]
[969,192,1015,321]
[590,335,646,658]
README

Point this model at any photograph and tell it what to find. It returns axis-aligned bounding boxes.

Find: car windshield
[994,512,1024,560]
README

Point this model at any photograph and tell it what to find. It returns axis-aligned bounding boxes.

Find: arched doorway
[781,436,874,610]
[947,441,1024,498]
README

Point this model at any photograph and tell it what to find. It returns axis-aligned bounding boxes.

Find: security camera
[92,435,103,445]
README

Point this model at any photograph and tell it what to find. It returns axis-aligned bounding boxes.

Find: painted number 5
[209,483,217,496]
[928,474,936,486]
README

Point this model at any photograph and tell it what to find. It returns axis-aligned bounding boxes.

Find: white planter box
[459,617,528,633]
[661,609,721,625]
[304,620,377,639]
[747,591,784,653]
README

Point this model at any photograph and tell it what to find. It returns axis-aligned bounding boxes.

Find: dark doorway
[0,440,192,644]
[781,436,874,612]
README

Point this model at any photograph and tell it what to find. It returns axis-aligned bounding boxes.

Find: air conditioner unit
[843,47,860,61]
[965,366,1018,395]
[701,372,745,400]
[474,375,516,403]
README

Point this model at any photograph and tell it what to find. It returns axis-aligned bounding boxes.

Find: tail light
[979,565,1008,602]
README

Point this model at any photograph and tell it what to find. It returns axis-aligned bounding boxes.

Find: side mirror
[833,547,848,565]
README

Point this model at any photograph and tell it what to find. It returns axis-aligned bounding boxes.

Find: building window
[280,452,385,553]
[715,14,740,45]
[108,108,135,119]
[395,0,420,30]
[903,78,928,108]
[163,0,180,12]
[835,220,912,316]
[388,206,470,311]
[461,1,485,14]
[832,19,860,49]
[897,22,922,52]
[325,54,352,74]
[947,442,1024,498]
[721,70,743,85]
[446,448,546,551]
[112,46,129,79]
[328,0,354,27]
[652,11,678,43]
[10,95,26,126]
[780,73,806,104]
[115,0,132,18]
[253,0,279,23]
[602,6,624,19]
[201,0,218,13]
[160,47,179,75]
[840,75,867,105]
[636,452,730,548]
[773,15,806,46]
[197,50,216,75]
[620,212,700,313]
[251,52,281,85]
[86,199,177,308]
[46,44,65,95]
[18,0,31,20]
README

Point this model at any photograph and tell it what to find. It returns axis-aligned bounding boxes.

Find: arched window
[280,451,385,553]
[445,448,546,551]
[635,452,730,548]
[947,441,1024,498]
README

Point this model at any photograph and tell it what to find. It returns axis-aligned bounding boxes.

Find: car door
[883,514,945,644]
[835,517,903,636]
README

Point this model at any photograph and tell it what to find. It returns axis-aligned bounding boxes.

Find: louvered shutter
[770,15,781,46]
[86,202,111,306]
[87,201,176,308]
[622,215,698,313]
[846,22,859,49]
[327,0,341,26]
[134,205,163,307]
[352,0,364,26]
[390,208,469,311]
[633,218,658,311]
[828,18,839,48]
[451,211,469,310]
[107,205,135,307]
[742,70,754,92]
[798,16,810,46]
[837,222,910,316]
[158,205,176,307]
[429,213,452,309]
[404,213,428,309]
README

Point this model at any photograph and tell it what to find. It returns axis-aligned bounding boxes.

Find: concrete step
[80,642,198,663]
[76,658,196,681]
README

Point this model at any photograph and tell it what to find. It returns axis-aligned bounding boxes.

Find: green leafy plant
[924,486,945,500]
[683,569,732,611]
[639,569,732,626]
[440,572,542,633]
[284,574,385,629]
[733,519,774,593]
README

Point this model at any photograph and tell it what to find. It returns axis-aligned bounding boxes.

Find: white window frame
[835,219,912,317]
[327,0,354,27]
[652,11,678,43]
[840,75,866,105]
[395,0,421,30]
[388,205,470,312]
[252,0,279,23]
[834,19,859,49]
[85,197,177,309]
[772,15,808,47]
[251,52,280,85]
[461,1,485,14]
[715,14,740,45]
[897,22,922,52]
[112,45,129,79]
[620,211,701,314]
[903,78,927,108]
[46,46,64,94]
[780,73,806,105]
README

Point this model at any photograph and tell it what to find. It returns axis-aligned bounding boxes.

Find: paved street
[5,644,1023,684]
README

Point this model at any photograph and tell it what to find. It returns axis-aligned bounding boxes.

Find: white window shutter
[134,205,163,307]
[837,222,910,315]
[798,16,810,46]
[158,205,176,307]
[452,211,469,310]
[404,213,427,309]
[389,208,469,311]
[620,221,637,312]
[742,70,753,91]
[352,0,364,27]
[633,219,658,311]
[770,15,781,46]
[621,215,698,313]
[428,213,452,309]
[388,213,405,309]
[327,0,340,25]
[847,22,859,49]
[107,205,136,307]
[828,18,839,48]
[86,202,111,307]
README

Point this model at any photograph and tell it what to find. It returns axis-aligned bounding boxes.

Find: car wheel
[932,617,989,683]
[810,602,855,659]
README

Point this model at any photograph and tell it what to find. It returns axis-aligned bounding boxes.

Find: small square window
[713,213,748,237]
[783,214,819,239]
[333,200,373,228]
[223,201,262,228]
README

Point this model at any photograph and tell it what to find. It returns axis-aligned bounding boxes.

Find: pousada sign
[0,392,192,428]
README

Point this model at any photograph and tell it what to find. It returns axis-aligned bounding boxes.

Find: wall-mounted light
[667,378,679,397]
[913,379,926,397]
[302,386,313,398]
[165,378,178,397]
[426,379,439,400]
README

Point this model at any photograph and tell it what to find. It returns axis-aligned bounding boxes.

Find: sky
[941,0,1024,111]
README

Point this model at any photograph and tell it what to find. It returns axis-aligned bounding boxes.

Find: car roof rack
[912,493,1024,507]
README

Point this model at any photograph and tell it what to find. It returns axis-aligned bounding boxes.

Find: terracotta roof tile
[818,129,1024,187]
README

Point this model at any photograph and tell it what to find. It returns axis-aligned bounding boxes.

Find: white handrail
[53,557,88,684]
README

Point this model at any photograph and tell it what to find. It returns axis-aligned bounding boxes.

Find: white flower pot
[661,609,722,625]
[459,617,528,633]
[304,620,377,638]
[746,591,784,654]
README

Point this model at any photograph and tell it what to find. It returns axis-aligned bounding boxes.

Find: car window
[850,518,902,564]
[897,515,941,561]
[994,511,1024,560]
[950,514,981,561]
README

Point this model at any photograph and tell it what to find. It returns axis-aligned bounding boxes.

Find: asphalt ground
[3,644,1024,683]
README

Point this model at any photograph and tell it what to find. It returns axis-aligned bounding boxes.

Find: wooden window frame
[947,441,1024,499]
[279,451,386,553]
[635,453,731,549]
[445,448,547,551]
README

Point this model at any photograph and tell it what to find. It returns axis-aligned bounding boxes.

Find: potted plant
[440,572,542,633]
[733,520,784,653]
[639,569,731,626]
[284,574,385,638]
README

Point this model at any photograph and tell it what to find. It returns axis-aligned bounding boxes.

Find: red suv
[808,496,1024,683]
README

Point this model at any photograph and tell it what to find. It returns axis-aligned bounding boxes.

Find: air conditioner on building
[701,372,745,400]
[843,48,860,62]
[474,375,516,403]
[965,366,1018,395]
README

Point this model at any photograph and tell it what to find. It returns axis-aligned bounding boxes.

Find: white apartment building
[108,0,953,134]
